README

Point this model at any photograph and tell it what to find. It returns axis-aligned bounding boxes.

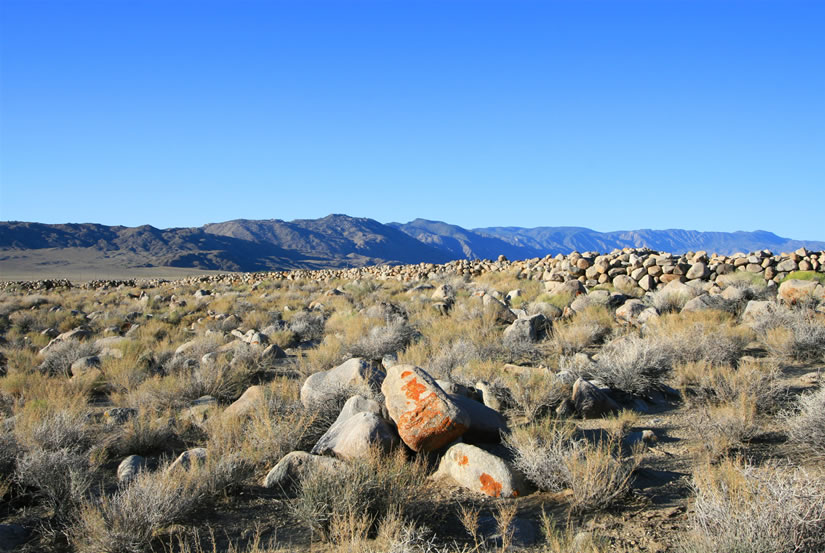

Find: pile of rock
[262,359,526,499]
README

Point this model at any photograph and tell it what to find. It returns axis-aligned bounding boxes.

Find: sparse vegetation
[0,254,823,551]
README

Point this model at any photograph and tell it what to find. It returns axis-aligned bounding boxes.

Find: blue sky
[1,0,823,239]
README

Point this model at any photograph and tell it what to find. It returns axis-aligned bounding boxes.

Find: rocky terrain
[0,246,824,553]
[3,215,824,277]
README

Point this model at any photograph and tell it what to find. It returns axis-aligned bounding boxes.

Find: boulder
[70,355,100,377]
[310,411,398,460]
[615,299,647,324]
[381,365,469,452]
[434,443,527,498]
[168,447,207,471]
[262,451,344,493]
[0,523,29,552]
[450,394,508,443]
[300,358,385,408]
[686,262,709,280]
[223,385,265,420]
[778,279,824,305]
[742,300,776,327]
[474,380,502,411]
[261,344,287,360]
[117,455,146,483]
[432,284,456,303]
[571,378,619,418]
[502,313,547,343]
[681,294,719,312]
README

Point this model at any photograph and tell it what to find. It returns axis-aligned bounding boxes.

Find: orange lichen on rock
[479,473,503,497]
[383,365,470,452]
[401,377,427,402]
[458,455,469,466]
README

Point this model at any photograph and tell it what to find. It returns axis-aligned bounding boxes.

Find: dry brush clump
[753,306,825,362]
[505,420,641,514]
[71,459,210,553]
[684,457,825,553]
[783,385,825,458]
[291,447,429,543]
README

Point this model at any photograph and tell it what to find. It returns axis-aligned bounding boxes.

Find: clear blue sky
[1,0,823,240]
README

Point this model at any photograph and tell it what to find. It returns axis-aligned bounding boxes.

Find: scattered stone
[223,385,265,420]
[571,378,620,418]
[262,451,344,493]
[168,447,208,471]
[117,454,146,483]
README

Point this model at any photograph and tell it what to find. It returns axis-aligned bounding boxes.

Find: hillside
[1,215,824,278]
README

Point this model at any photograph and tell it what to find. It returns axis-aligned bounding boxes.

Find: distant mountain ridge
[1,215,824,274]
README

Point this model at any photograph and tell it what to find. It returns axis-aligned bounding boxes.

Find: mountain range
[1,215,824,276]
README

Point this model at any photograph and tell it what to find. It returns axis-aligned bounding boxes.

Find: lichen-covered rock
[381,365,469,452]
[434,443,527,498]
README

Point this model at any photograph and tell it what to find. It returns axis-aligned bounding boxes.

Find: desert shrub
[205,390,317,471]
[755,307,825,362]
[502,370,569,421]
[506,420,640,513]
[14,402,93,452]
[784,386,825,458]
[16,447,97,520]
[38,339,99,376]
[291,447,428,542]
[695,395,760,458]
[646,286,695,313]
[71,460,208,553]
[684,457,825,553]
[105,407,175,457]
[348,318,416,361]
[552,305,614,355]
[674,359,785,412]
[591,334,672,396]
[647,311,751,367]
[536,292,575,310]
[0,417,19,477]
[781,270,825,284]
[289,311,327,342]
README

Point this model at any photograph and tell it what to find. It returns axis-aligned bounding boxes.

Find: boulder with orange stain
[381,365,470,452]
[433,442,528,498]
